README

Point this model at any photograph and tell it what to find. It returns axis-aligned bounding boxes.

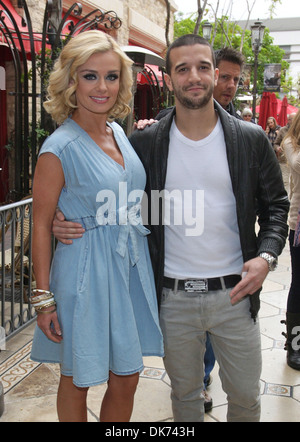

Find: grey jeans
[159,285,262,422]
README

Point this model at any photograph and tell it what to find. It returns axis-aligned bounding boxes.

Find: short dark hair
[166,34,216,75]
[214,47,245,69]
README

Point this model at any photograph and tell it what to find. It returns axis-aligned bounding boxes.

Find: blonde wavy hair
[283,110,300,151]
[43,30,133,124]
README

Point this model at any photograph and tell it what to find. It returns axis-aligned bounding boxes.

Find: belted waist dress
[31,118,164,387]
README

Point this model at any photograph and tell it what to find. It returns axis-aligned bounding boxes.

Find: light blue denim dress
[31,118,164,387]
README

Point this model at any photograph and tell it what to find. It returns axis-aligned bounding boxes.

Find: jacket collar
[160,100,238,156]
[213,100,240,194]
[160,100,237,135]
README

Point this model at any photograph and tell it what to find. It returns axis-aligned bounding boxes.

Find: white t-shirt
[164,117,244,279]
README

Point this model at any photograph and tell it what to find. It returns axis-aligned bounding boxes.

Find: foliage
[174,13,198,36]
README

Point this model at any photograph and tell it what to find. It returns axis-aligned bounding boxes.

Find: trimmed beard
[173,82,214,110]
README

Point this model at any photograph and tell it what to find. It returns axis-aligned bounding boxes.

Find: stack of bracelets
[30,289,56,314]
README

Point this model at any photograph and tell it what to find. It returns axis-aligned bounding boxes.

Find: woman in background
[281,111,300,371]
[265,116,280,149]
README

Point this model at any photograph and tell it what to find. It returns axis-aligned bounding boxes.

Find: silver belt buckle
[184,279,208,293]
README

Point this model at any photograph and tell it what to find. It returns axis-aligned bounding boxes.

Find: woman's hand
[37,310,63,343]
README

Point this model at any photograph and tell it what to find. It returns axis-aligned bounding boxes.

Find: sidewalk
[1,242,299,422]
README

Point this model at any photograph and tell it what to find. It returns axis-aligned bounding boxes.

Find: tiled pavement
[0,242,299,422]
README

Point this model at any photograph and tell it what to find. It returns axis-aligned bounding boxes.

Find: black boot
[281,312,300,371]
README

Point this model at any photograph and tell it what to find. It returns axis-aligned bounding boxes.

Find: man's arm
[229,257,269,305]
[230,126,289,305]
[273,127,286,157]
[52,209,85,244]
[256,135,289,257]
[133,119,158,130]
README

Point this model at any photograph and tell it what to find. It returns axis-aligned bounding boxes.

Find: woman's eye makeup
[83,73,97,80]
[81,72,119,81]
[106,73,119,81]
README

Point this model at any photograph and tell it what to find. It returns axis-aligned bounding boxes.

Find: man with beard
[52,35,289,422]
[129,34,288,422]
[134,46,245,415]
[138,46,244,126]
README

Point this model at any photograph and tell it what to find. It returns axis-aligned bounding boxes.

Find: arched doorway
[122,45,168,126]
[0,53,8,202]
[135,64,164,120]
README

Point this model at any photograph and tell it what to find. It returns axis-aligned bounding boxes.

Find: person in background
[265,116,281,150]
[213,47,244,119]
[30,30,163,422]
[242,108,254,123]
[274,113,297,158]
[274,112,297,191]
[281,111,300,371]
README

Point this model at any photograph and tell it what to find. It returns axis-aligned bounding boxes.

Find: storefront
[122,45,165,123]
[0,0,173,202]
[0,0,123,202]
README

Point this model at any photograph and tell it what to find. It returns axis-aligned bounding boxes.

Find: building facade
[66,0,177,54]
[0,0,178,202]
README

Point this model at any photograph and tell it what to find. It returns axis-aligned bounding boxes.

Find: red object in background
[258,92,271,130]
[285,103,299,114]
[137,65,163,85]
[277,96,288,127]
[256,93,299,130]
[270,93,278,119]
[1,0,45,58]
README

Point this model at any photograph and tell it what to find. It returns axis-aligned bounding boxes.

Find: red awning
[1,1,115,59]
[0,0,45,57]
[137,64,163,87]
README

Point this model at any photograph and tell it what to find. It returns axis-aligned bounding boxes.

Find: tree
[193,0,209,34]
[238,0,256,51]
[164,0,171,47]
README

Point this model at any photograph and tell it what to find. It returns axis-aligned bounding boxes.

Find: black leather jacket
[129,101,289,319]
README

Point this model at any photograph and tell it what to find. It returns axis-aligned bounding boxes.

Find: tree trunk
[194,0,209,35]
[164,0,171,47]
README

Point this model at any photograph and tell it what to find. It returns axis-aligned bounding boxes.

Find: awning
[0,0,44,57]
[137,64,163,86]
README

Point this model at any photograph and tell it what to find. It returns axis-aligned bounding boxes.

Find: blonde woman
[30,30,164,422]
[265,116,280,149]
[281,110,300,371]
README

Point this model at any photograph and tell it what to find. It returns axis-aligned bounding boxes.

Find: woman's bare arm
[32,153,65,342]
